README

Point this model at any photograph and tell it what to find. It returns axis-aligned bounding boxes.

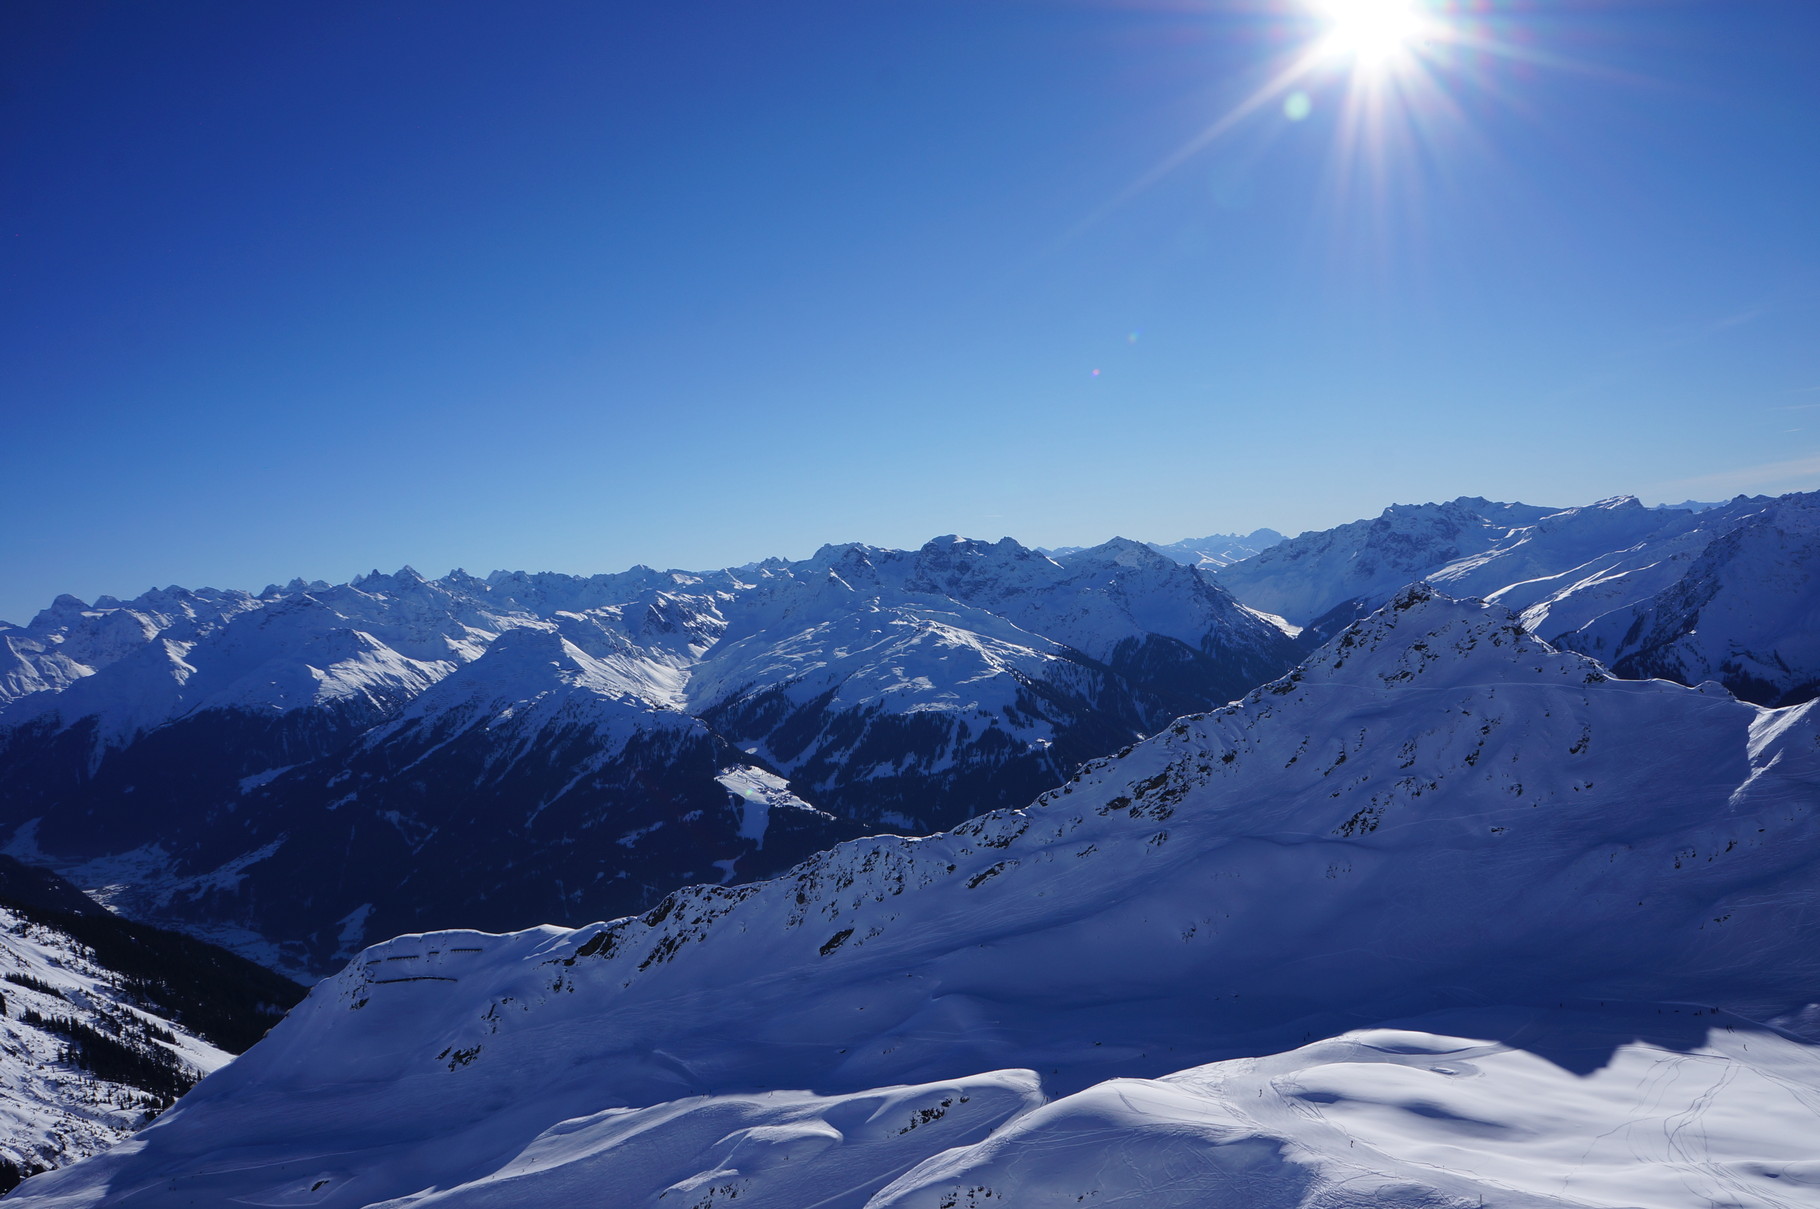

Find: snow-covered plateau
[12,588,1820,1207]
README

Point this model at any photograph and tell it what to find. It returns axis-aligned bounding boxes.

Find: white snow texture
[13,587,1820,1208]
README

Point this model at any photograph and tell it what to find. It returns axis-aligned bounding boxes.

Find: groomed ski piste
[12,587,1820,1207]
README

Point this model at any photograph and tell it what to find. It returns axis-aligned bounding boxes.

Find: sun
[1316,0,1424,69]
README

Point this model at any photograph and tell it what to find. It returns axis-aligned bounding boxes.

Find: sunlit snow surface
[0,906,229,1177]
[1217,492,1820,705]
[13,588,1820,1207]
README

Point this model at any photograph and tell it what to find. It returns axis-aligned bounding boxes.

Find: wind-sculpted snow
[16,589,1820,1207]
[866,1005,1820,1209]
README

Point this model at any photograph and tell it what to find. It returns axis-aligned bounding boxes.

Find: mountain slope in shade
[1529,492,1820,706]
[695,536,1297,828]
[15,589,1819,1207]
[0,537,1294,973]
[18,1004,1820,1209]
[1426,494,1702,605]
[0,857,303,1192]
[4,614,863,976]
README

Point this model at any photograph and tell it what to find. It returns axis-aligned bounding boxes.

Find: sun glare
[1065,0,1490,244]
[1318,0,1423,68]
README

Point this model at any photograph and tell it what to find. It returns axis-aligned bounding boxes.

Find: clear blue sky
[3,0,1816,623]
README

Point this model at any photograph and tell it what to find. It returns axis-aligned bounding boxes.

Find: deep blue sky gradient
[3,1,1817,622]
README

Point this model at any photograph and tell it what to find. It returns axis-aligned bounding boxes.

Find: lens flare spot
[1317,0,1422,67]
[1284,90,1313,121]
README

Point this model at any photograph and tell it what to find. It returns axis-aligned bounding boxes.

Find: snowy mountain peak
[1291,584,1591,696]
[805,542,888,577]
[348,566,431,597]
[19,578,1818,1208]
[912,533,1047,566]
[38,593,90,618]
[1097,527,1288,571]
[259,577,332,598]
[1066,536,1177,570]
[401,621,682,715]
[1221,497,1567,625]
[904,534,1057,586]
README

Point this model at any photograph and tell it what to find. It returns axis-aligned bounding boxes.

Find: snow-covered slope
[21,1003,1820,1209]
[1215,492,1820,709]
[0,569,544,748]
[0,537,1294,972]
[0,857,303,1192]
[17,589,1819,1207]
[1215,497,1557,626]
[147,615,862,970]
[0,587,263,710]
[1530,493,1820,706]
[1427,494,1702,604]
[0,902,224,1192]
[696,536,1297,828]
[1048,527,1285,569]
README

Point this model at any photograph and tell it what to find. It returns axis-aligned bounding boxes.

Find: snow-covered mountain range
[0,856,301,1191]
[6,490,1816,983]
[15,587,1819,1207]
[1216,491,1820,706]
[1047,527,1285,569]
[0,537,1296,974]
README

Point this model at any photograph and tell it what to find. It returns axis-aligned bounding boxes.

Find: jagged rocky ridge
[1217,490,1820,706]
[0,857,303,1193]
[15,588,1819,1207]
[0,537,1296,974]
